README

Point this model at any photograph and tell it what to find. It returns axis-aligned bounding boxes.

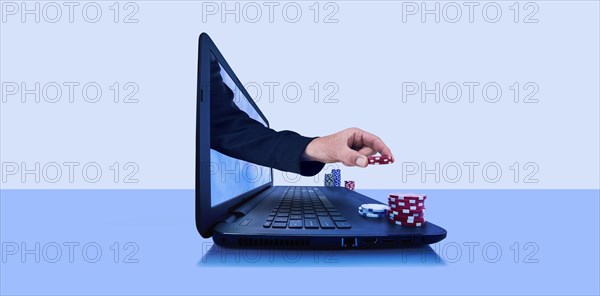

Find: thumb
[340,148,368,168]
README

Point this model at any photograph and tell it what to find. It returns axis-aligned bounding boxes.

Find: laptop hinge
[223,214,239,223]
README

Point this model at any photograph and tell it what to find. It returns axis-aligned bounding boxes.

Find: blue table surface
[1,189,599,295]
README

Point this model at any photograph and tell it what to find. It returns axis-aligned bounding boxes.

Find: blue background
[2,189,598,295]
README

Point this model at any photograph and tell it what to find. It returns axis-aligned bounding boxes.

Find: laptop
[195,33,447,249]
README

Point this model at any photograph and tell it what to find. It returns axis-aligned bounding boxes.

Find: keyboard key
[331,216,346,222]
[272,222,287,228]
[335,221,351,229]
[318,216,335,229]
[288,220,303,228]
[290,215,302,220]
[263,221,272,228]
[317,212,328,216]
[277,213,289,217]
[291,211,302,215]
[266,217,274,222]
[274,217,288,223]
[304,219,319,228]
[304,214,317,219]
[319,200,336,209]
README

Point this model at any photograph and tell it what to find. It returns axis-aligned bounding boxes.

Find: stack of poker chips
[324,174,335,187]
[358,204,388,218]
[331,169,341,186]
[387,193,426,227]
[344,181,355,191]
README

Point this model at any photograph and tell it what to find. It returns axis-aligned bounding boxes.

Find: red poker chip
[389,208,425,215]
[388,203,425,211]
[389,215,424,221]
[389,209,424,216]
[388,211,425,219]
[388,215,426,223]
[367,155,393,165]
[388,209,425,217]
[344,181,355,191]
[387,197,425,206]
[389,193,427,201]
[392,220,426,227]
[389,202,425,209]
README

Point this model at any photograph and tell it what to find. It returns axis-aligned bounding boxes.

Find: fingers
[357,147,377,157]
[358,130,394,161]
[339,148,369,168]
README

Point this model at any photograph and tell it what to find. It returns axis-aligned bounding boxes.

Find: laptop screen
[209,53,272,207]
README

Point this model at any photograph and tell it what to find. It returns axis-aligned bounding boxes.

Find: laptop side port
[382,238,395,245]
[341,237,358,248]
[362,237,377,245]
[399,237,413,245]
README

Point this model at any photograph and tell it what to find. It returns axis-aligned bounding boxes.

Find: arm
[210,58,325,176]
[210,57,395,175]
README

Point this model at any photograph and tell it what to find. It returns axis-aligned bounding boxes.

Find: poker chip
[357,203,389,218]
[394,220,424,227]
[392,208,425,215]
[387,193,428,227]
[359,204,389,213]
[389,193,427,201]
[391,219,426,226]
[388,211,424,218]
[389,213,426,223]
[367,155,393,165]
[324,174,334,187]
[389,211,423,218]
[344,180,355,191]
[331,169,341,187]
[358,211,386,218]
[389,203,425,211]
[388,197,423,205]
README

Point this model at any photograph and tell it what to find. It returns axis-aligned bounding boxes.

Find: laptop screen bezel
[195,33,273,238]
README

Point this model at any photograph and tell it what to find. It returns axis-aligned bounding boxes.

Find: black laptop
[195,33,447,249]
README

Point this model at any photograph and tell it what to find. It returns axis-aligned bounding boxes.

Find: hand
[302,128,394,168]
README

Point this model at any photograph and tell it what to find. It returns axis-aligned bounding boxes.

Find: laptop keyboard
[263,187,351,229]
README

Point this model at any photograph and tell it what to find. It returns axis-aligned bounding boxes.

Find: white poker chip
[358,211,385,218]
[358,208,386,215]
[359,204,389,213]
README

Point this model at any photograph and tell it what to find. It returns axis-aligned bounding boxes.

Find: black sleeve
[209,57,324,176]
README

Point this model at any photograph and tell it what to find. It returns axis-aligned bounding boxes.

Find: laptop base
[212,186,447,249]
